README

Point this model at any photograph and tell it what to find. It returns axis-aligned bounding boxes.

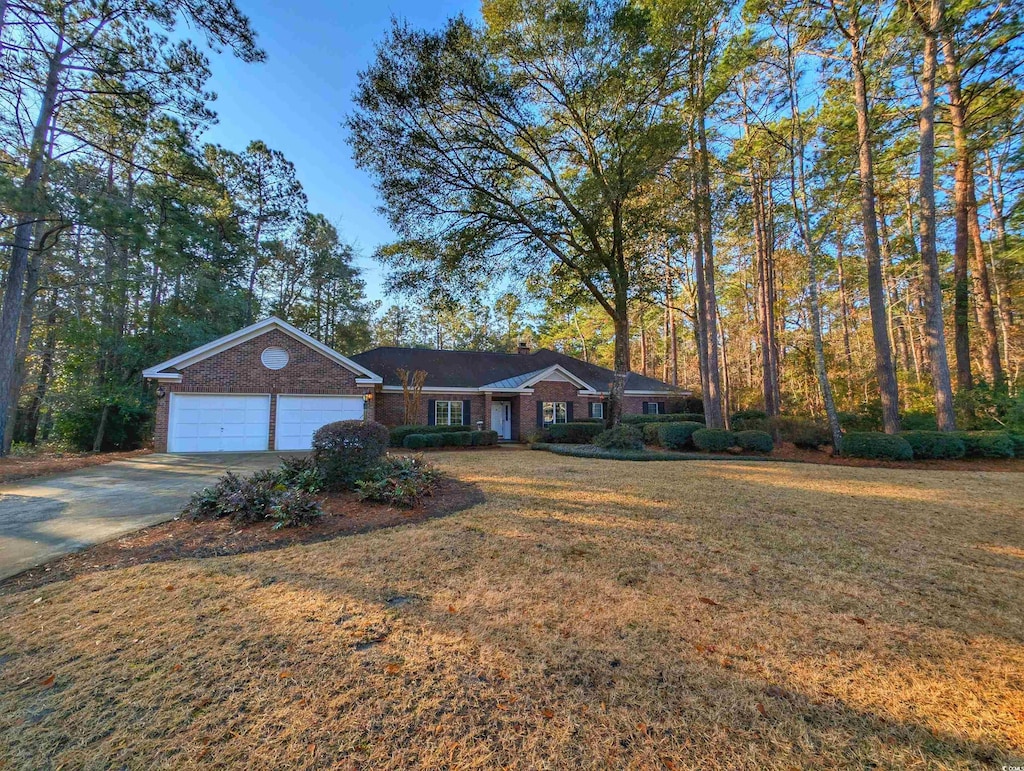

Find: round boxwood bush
[544,422,604,444]
[425,434,445,448]
[899,430,965,460]
[593,425,644,450]
[840,432,913,460]
[312,420,389,490]
[735,430,773,453]
[469,430,499,446]
[657,421,705,450]
[642,423,661,445]
[403,434,429,450]
[692,428,736,453]
[958,430,1015,459]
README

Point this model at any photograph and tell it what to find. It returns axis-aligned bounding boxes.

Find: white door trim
[490,401,512,441]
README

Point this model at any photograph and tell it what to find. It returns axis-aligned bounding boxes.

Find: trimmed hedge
[735,430,773,453]
[900,431,965,460]
[594,425,644,450]
[731,410,770,432]
[657,421,705,450]
[1009,432,1024,457]
[692,428,736,453]
[312,420,390,490]
[470,430,499,446]
[957,430,1015,459]
[543,422,605,444]
[389,424,472,447]
[402,429,499,449]
[642,423,661,444]
[622,413,704,425]
[840,432,913,460]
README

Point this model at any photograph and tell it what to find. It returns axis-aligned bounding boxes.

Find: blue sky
[199,0,480,303]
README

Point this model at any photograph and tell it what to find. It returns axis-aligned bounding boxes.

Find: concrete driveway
[0,452,298,581]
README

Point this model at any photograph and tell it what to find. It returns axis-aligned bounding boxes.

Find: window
[543,401,568,425]
[435,400,464,426]
[644,402,663,415]
[590,402,604,419]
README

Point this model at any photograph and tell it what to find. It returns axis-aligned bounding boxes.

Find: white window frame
[644,402,662,415]
[543,401,568,425]
[435,400,464,426]
[590,402,604,419]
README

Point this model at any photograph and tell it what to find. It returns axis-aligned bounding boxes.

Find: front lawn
[1,452,1022,768]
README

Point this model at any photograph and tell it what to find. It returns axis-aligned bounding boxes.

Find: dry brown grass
[1,451,1022,769]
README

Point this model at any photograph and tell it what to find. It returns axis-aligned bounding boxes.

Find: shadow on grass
[0,477,485,595]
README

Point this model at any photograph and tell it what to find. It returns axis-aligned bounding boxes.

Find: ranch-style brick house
[143,317,687,453]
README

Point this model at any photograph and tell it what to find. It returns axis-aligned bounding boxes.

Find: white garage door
[168,394,270,453]
[275,395,364,450]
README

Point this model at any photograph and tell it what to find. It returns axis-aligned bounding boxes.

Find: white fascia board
[142,317,383,383]
[510,364,594,391]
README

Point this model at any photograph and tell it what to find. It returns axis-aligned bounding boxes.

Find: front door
[490,402,512,440]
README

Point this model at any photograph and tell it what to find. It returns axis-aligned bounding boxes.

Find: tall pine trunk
[848,29,901,433]
[916,0,957,430]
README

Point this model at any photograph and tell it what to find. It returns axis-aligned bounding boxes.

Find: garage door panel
[168,394,270,453]
[275,395,363,450]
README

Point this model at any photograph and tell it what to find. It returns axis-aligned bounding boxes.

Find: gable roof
[142,317,383,383]
[348,346,684,394]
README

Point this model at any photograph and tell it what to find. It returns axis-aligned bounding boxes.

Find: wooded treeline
[0,0,372,454]
[351,0,1024,436]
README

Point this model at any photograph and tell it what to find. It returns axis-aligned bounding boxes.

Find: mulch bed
[0,449,152,485]
[1,476,484,594]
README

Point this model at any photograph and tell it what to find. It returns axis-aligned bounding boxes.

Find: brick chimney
[517,341,531,355]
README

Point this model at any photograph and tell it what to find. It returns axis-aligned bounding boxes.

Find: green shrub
[312,420,389,490]
[622,413,701,425]
[184,469,322,529]
[642,423,661,445]
[274,455,325,493]
[657,421,705,450]
[425,434,445,448]
[772,416,831,449]
[840,432,913,460]
[388,424,472,447]
[593,425,644,450]
[899,431,965,460]
[730,410,770,431]
[469,430,499,446]
[544,422,605,444]
[1008,432,1024,457]
[403,434,429,450]
[692,428,736,453]
[438,431,470,447]
[901,412,938,431]
[356,456,441,508]
[957,430,1015,459]
[667,395,704,414]
[735,430,773,453]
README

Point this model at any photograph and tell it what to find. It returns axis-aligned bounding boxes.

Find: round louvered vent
[261,346,289,370]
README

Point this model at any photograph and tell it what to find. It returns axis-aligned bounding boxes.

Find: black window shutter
[428,399,436,425]
[659,401,666,414]
[462,399,471,426]
[536,401,544,427]
[566,402,573,422]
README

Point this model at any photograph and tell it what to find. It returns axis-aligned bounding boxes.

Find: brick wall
[153,329,373,452]
[374,390,485,429]
[519,380,592,440]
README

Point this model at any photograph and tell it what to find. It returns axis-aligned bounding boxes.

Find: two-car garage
[167,394,365,453]
[146,317,383,454]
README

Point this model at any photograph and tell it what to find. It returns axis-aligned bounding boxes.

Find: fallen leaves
[38,674,55,688]
[697,597,720,607]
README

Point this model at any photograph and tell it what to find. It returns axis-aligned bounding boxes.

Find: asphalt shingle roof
[349,347,682,393]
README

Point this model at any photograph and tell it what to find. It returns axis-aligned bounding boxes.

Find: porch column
[483,392,493,430]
